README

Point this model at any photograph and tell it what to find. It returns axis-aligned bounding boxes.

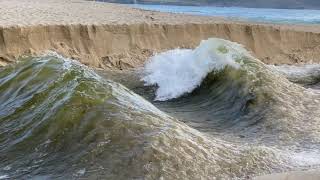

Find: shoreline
[97,0,320,9]
[1,0,320,69]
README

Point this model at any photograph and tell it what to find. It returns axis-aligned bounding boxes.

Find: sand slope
[1,0,320,69]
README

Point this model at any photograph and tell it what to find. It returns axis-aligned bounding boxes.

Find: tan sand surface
[0,0,227,26]
[1,0,320,68]
[1,0,320,69]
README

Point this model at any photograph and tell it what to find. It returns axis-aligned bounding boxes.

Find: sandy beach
[1,1,320,179]
[1,0,320,68]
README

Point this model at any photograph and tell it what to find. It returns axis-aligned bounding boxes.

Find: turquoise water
[131,4,320,24]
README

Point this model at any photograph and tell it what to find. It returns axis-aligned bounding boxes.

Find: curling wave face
[142,38,244,101]
[141,39,320,146]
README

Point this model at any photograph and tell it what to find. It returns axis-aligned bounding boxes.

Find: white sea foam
[289,150,320,167]
[0,175,8,180]
[270,64,320,83]
[142,38,251,101]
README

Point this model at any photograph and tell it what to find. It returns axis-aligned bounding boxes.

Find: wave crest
[142,38,253,101]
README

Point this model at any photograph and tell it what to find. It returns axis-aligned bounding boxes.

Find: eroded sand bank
[1,0,320,69]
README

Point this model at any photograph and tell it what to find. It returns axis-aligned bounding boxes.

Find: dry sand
[1,0,320,68]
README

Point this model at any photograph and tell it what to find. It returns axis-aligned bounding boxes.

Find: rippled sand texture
[1,0,320,68]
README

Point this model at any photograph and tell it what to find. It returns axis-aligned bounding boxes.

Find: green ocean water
[1,39,320,179]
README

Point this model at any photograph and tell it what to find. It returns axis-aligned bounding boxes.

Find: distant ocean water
[131,4,320,24]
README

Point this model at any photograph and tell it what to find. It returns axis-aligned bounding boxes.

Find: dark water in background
[131,4,320,24]
[1,39,320,179]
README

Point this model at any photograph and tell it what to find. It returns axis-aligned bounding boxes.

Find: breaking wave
[1,39,320,179]
[140,38,320,157]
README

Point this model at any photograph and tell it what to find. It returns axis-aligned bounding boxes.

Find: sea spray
[140,38,320,148]
[142,38,250,101]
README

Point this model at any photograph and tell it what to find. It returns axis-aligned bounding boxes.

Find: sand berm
[1,0,320,69]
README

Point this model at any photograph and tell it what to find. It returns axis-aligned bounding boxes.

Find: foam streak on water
[270,64,320,85]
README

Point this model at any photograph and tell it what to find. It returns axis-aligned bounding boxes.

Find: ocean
[1,39,320,179]
[131,4,320,24]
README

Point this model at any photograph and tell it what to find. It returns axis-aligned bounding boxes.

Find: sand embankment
[1,0,320,69]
